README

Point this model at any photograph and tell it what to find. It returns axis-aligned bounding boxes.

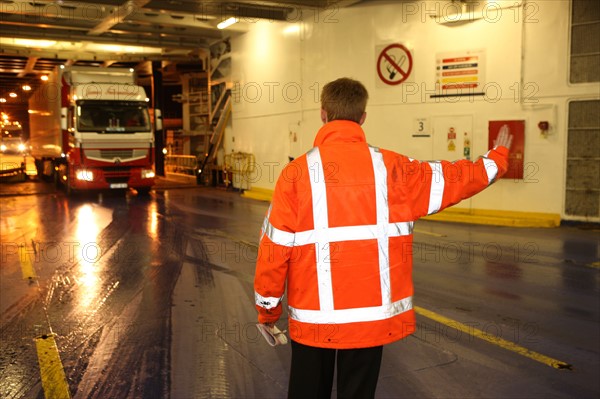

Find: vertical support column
[152,60,165,176]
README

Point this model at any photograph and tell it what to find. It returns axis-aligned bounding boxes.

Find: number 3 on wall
[414,118,430,136]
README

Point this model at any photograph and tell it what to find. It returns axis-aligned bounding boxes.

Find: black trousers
[288,340,383,399]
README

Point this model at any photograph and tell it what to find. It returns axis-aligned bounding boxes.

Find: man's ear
[320,109,328,124]
[359,112,367,126]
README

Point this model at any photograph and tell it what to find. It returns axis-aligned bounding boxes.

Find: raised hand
[494,124,513,150]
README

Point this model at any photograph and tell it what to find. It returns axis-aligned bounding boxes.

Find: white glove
[256,323,288,346]
[494,124,513,150]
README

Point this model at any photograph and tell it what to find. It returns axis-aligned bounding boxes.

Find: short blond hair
[320,78,368,123]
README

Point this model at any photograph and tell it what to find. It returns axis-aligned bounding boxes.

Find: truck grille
[104,167,131,183]
[85,149,147,161]
[100,149,134,159]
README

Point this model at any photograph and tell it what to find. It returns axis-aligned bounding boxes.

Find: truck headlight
[75,169,94,182]
[0,144,6,152]
[141,169,155,179]
[18,143,26,152]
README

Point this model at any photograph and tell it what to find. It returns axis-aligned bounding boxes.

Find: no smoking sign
[376,43,413,86]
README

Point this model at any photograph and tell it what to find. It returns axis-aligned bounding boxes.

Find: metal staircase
[198,90,231,182]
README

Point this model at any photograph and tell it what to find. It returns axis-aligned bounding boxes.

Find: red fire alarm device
[488,120,525,179]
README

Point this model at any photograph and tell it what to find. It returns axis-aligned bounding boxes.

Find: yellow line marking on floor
[35,333,71,399]
[414,306,572,370]
[414,229,446,237]
[589,261,600,269]
[19,243,37,280]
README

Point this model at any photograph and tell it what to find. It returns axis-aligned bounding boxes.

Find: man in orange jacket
[254,77,512,398]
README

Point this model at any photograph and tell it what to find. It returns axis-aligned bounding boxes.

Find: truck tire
[65,167,75,196]
[53,162,61,187]
[34,159,43,178]
[65,178,72,196]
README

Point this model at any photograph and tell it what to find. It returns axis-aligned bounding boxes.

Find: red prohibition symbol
[377,44,413,85]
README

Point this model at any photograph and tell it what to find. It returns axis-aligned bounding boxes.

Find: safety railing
[165,155,198,181]
[224,152,255,190]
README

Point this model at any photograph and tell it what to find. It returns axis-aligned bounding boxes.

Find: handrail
[165,155,198,177]
[199,91,231,177]
[224,152,255,189]
[209,95,231,161]
[210,85,228,122]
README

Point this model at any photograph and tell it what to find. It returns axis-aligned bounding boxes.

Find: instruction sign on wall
[376,43,414,87]
[432,116,473,162]
[435,50,486,96]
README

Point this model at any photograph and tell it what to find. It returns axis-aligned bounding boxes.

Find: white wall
[229,0,599,218]
[228,20,304,189]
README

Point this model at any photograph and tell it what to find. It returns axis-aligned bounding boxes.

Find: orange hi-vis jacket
[254,120,509,349]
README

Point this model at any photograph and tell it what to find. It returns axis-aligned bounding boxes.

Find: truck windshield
[2,129,22,139]
[77,101,151,133]
[1,126,25,154]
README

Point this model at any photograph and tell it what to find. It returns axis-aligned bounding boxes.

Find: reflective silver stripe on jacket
[482,150,499,184]
[307,147,335,311]
[427,161,444,215]
[426,154,498,215]
[255,292,283,310]
[261,208,296,246]
[370,146,392,306]
[289,296,413,324]
[263,221,414,247]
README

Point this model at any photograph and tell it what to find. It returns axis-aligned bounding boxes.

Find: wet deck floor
[0,180,599,398]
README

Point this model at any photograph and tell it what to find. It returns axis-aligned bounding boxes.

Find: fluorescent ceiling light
[13,38,57,47]
[4,38,161,54]
[431,2,482,24]
[431,0,521,25]
[84,43,162,54]
[218,17,238,30]
[283,25,300,35]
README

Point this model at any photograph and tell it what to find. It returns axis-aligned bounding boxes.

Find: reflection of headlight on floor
[75,169,94,181]
[18,143,26,152]
[141,169,155,179]
[0,144,6,152]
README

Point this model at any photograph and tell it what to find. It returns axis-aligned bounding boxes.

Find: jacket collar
[313,120,366,147]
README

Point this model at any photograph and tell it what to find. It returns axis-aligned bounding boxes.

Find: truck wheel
[53,163,61,187]
[18,163,27,182]
[66,176,78,196]
[64,166,75,196]
[136,187,151,196]
[34,159,43,178]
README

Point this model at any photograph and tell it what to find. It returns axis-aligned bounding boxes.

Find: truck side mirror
[154,108,163,131]
[60,107,68,130]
